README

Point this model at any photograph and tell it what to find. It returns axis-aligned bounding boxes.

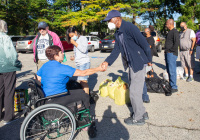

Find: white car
[83,36,102,52]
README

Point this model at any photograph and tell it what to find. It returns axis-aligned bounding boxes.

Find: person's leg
[165,53,169,74]
[166,53,178,89]
[142,81,150,103]
[77,62,90,94]
[187,51,194,82]
[46,89,90,109]
[3,72,16,121]
[129,67,146,120]
[0,73,4,119]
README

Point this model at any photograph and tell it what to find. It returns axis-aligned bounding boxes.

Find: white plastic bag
[163,66,184,80]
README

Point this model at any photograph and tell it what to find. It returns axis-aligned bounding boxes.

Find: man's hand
[98,63,106,72]
[101,62,108,71]
[190,51,193,55]
[148,62,152,66]
[70,55,75,61]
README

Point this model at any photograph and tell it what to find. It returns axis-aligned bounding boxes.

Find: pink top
[33,30,64,62]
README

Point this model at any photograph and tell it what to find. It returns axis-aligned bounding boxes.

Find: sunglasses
[38,28,45,31]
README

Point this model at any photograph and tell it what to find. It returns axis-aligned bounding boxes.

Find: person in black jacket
[144,27,158,78]
[164,19,179,95]
[101,10,152,125]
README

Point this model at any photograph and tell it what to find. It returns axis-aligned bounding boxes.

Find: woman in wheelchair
[36,45,104,109]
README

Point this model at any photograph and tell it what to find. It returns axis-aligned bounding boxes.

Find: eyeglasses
[38,28,45,31]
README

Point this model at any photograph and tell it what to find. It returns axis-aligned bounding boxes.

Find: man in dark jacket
[164,19,179,95]
[101,10,152,125]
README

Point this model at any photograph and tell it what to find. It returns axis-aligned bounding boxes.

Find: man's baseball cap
[38,21,48,29]
[103,10,121,22]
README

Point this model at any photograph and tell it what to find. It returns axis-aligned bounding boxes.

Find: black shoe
[171,88,178,93]
[143,112,149,120]
[143,100,150,103]
[165,91,172,96]
[124,117,145,125]
[131,112,149,120]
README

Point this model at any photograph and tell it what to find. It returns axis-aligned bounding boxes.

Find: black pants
[0,72,16,121]
[45,89,90,109]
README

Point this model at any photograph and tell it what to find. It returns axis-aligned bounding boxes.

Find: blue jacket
[105,20,152,72]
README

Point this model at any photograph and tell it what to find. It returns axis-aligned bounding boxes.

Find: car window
[19,36,35,41]
[104,35,115,40]
[86,37,89,41]
[11,37,23,41]
[151,32,156,37]
[91,37,97,41]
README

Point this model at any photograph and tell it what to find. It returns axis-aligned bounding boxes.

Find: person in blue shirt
[101,10,152,125]
[37,45,104,108]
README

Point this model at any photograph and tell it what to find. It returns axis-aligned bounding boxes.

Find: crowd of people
[0,10,200,127]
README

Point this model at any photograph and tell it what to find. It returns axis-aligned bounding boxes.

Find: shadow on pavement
[0,118,23,140]
[93,105,129,140]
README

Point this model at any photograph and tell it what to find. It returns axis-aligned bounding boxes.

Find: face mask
[180,27,185,31]
[72,35,78,41]
[143,32,147,37]
[108,22,116,30]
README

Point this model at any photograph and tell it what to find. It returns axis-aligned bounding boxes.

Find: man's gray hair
[0,19,8,33]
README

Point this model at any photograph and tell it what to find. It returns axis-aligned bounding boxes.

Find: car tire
[101,50,105,53]
[90,46,95,52]
[157,44,162,52]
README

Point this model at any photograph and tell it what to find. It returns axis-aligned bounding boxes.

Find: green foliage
[0,0,199,36]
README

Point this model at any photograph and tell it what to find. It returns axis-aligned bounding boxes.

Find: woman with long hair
[66,27,90,94]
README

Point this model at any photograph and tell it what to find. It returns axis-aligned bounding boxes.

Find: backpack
[146,77,171,93]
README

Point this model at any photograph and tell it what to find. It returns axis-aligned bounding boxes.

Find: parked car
[141,31,165,52]
[100,34,115,52]
[9,35,23,48]
[59,36,74,51]
[16,35,36,52]
[83,36,101,52]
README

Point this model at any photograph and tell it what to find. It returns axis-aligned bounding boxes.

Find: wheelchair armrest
[35,92,68,107]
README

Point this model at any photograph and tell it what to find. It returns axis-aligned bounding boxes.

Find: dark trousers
[46,89,90,109]
[0,71,16,121]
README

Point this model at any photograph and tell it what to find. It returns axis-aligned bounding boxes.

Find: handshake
[98,62,108,72]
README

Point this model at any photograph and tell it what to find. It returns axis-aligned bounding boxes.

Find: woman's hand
[70,38,76,45]
[70,55,75,61]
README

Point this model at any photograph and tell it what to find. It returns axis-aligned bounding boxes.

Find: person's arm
[36,75,41,82]
[190,37,196,54]
[50,31,64,52]
[129,24,152,63]
[71,37,88,53]
[73,65,104,76]
[104,39,120,66]
[171,30,180,52]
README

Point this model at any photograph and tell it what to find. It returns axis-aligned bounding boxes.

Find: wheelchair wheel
[20,104,76,140]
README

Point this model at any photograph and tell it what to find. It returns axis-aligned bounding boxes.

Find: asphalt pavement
[0,50,200,140]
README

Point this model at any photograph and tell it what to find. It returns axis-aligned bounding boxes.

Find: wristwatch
[190,48,193,51]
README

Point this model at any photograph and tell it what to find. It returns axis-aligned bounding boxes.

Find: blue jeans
[165,53,178,89]
[76,62,90,81]
[142,82,149,101]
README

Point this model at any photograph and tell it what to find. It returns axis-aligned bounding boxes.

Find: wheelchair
[20,73,97,140]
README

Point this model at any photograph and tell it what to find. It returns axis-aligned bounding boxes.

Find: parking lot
[0,50,200,140]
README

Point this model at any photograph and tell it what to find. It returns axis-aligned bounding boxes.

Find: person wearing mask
[66,27,90,95]
[144,27,158,78]
[0,19,22,125]
[33,21,64,70]
[179,22,196,82]
[101,10,152,125]
[164,19,179,96]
